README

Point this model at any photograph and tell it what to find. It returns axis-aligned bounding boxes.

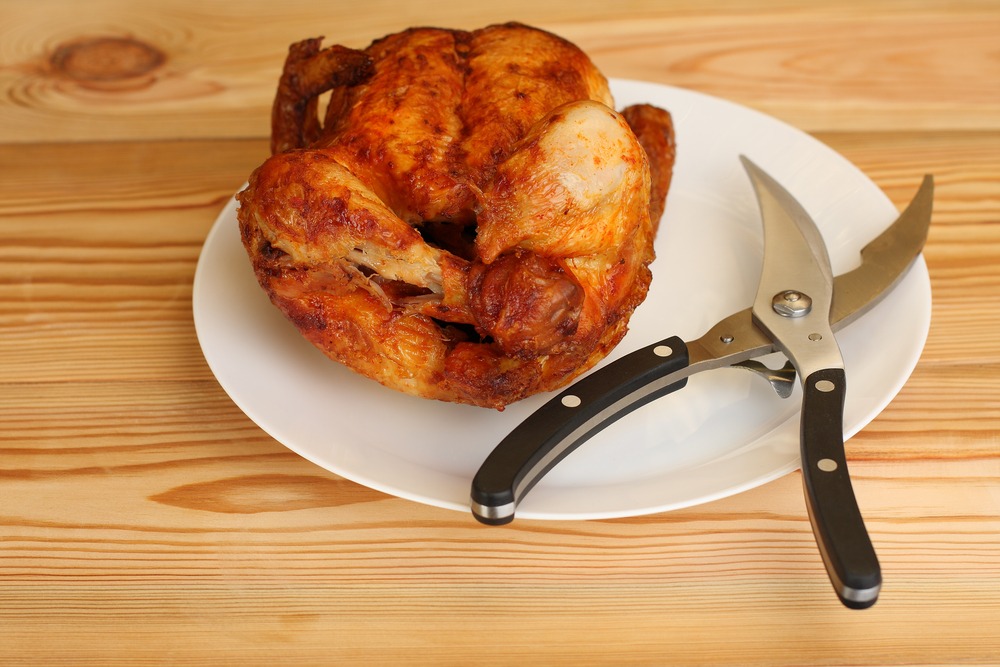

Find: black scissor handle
[471,337,690,524]
[801,368,881,608]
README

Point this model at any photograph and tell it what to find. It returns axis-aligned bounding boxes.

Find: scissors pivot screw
[772,290,812,317]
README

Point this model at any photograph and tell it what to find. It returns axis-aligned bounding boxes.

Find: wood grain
[1,1,999,665]
[0,1,998,143]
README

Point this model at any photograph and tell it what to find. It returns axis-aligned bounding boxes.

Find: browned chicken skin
[237,23,676,409]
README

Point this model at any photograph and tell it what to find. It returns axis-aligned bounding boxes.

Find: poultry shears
[471,156,933,609]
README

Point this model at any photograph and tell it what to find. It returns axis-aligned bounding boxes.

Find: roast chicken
[237,23,676,409]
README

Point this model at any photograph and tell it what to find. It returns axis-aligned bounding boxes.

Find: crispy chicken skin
[237,23,675,409]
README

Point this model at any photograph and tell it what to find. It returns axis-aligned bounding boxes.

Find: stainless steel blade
[745,156,843,379]
[831,174,934,328]
[683,167,933,374]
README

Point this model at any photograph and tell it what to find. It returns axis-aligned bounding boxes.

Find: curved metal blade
[831,174,934,329]
[685,169,933,375]
[743,156,843,379]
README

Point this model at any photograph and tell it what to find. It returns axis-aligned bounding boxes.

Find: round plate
[193,79,930,520]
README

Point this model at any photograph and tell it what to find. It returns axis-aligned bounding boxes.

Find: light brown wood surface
[1,1,998,665]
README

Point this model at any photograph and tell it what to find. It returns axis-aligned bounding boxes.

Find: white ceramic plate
[193,79,930,521]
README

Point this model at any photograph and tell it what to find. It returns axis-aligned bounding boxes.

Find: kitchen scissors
[471,157,933,609]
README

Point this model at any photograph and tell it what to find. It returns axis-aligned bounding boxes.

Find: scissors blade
[831,173,934,328]
[744,155,842,379]
[691,168,933,365]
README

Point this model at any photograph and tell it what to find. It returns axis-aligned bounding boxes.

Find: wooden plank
[0,1,997,143]
[0,467,997,665]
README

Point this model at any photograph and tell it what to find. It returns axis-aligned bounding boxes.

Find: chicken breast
[237,23,675,409]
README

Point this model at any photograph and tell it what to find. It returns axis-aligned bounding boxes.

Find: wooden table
[2,1,998,664]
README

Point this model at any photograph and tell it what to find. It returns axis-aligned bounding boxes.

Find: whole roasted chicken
[237,23,676,409]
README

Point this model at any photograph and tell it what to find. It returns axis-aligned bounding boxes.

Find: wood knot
[50,36,165,89]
